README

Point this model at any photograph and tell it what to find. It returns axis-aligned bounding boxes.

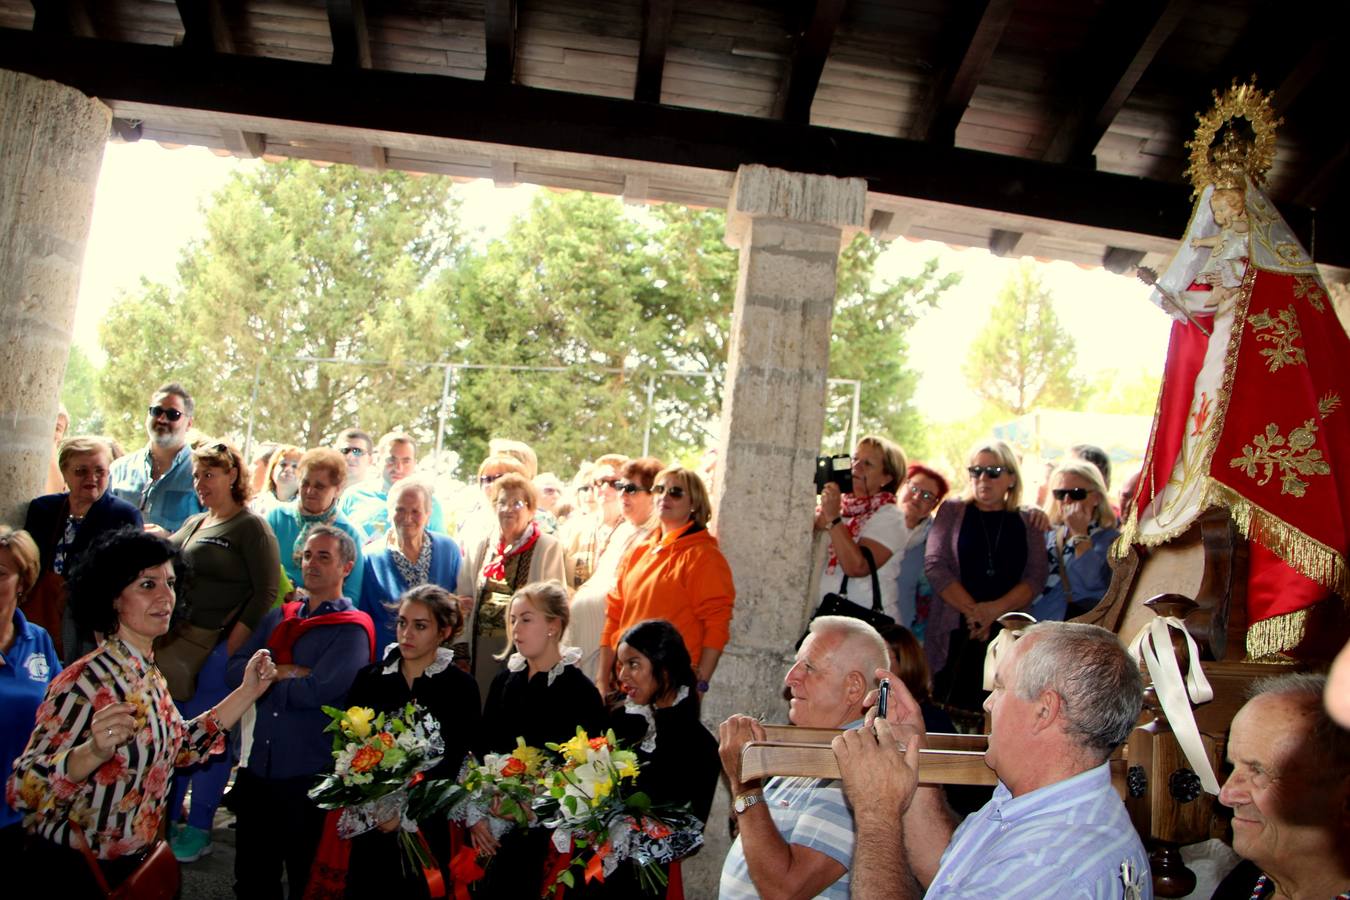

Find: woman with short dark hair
[7,527,276,892]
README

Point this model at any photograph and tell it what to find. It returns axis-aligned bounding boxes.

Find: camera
[814,454,853,495]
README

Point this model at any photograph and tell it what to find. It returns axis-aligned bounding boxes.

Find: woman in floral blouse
[5,527,277,892]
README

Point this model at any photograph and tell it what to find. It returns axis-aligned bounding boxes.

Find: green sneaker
[170,824,213,863]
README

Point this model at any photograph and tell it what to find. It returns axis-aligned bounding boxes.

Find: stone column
[0,71,110,525]
[684,165,865,895]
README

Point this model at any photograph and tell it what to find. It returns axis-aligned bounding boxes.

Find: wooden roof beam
[1042,0,1190,166]
[30,0,96,38]
[485,0,517,85]
[1103,246,1145,274]
[772,0,847,124]
[988,229,1025,258]
[327,0,371,70]
[635,0,674,104]
[1295,141,1348,210]
[910,0,1016,144]
[221,127,263,158]
[175,0,234,54]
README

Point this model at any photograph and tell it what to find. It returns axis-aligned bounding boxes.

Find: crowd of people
[1,380,1346,899]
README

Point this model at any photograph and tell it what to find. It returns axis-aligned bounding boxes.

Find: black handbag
[800,546,894,646]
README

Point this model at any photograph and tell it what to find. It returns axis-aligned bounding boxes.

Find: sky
[75,141,1175,427]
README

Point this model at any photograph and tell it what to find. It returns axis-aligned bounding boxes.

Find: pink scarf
[823,491,897,572]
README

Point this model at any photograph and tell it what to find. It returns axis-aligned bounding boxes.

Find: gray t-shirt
[172,510,281,632]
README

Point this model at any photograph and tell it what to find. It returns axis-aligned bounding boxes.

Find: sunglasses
[652,484,686,499]
[616,481,651,495]
[967,465,1007,480]
[148,405,185,422]
[339,447,367,457]
[593,477,620,489]
[495,499,528,512]
[479,474,502,487]
[1052,487,1090,502]
[906,483,937,502]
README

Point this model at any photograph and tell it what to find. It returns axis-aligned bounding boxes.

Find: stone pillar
[0,71,110,525]
[684,165,865,895]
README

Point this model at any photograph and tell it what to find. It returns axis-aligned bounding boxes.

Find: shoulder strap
[860,546,883,613]
[1054,527,1077,611]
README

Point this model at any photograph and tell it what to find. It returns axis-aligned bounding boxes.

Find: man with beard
[108,383,205,532]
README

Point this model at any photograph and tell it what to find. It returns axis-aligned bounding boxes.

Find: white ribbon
[1127,617,1220,794]
[982,613,1037,691]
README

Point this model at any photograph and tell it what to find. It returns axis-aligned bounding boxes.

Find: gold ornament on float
[1184,79,1282,195]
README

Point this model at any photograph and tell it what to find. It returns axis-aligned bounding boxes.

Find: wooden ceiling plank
[635,0,673,103]
[221,127,264,158]
[351,143,387,172]
[772,0,847,124]
[1103,246,1145,274]
[1295,142,1348,210]
[484,0,517,85]
[30,0,95,38]
[175,0,234,54]
[988,228,1025,257]
[909,0,1016,144]
[1042,0,1191,166]
[327,0,371,70]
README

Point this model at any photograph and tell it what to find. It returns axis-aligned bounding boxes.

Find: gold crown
[1184,79,1282,196]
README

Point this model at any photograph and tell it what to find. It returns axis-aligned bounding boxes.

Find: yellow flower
[344,706,376,739]
[557,729,592,765]
[511,737,546,776]
[611,749,639,780]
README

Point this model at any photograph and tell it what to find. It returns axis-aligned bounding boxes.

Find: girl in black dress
[344,584,482,898]
[471,581,605,899]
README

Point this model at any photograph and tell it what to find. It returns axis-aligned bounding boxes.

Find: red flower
[92,686,117,711]
[588,736,609,751]
[351,746,384,774]
[409,772,425,787]
[93,753,128,787]
[378,732,395,748]
[51,773,82,801]
[143,762,170,799]
[500,757,526,778]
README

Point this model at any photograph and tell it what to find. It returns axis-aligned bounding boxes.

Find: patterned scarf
[482,521,541,582]
[823,491,897,572]
[389,529,433,587]
[290,501,339,569]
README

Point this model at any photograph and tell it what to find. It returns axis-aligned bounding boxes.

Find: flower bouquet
[308,703,445,873]
[539,728,705,895]
[410,737,549,843]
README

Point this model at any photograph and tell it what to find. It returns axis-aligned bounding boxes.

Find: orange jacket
[600,523,735,667]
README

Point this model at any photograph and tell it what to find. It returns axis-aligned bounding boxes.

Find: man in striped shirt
[834,622,1149,899]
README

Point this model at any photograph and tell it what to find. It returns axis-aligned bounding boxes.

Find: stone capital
[725,164,867,250]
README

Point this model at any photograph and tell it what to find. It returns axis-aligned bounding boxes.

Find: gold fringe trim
[1246,608,1308,660]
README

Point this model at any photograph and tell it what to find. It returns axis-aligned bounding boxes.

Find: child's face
[1211,190,1245,227]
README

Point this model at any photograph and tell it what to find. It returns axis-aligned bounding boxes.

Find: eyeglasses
[540,486,562,495]
[1052,487,1090,502]
[593,477,620,489]
[148,405,184,422]
[616,481,651,495]
[495,499,528,512]
[479,474,503,487]
[967,465,1007,480]
[906,484,937,503]
[339,447,367,458]
[277,461,300,470]
[652,484,686,499]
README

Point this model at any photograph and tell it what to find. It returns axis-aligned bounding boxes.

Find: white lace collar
[381,644,455,677]
[623,685,692,753]
[507,645,583,686]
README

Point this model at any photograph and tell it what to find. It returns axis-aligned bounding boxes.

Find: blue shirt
[359,532,462,651]
[264,501,366,606]
[340,480,447,541]
[1,610,62,828]
[226,597,373,780]
[108,444,204,533]
[928,763,1151,899]
[1031,526,1119,622]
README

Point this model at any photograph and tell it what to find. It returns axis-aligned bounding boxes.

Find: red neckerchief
[267,600,376,665]
[822,491,897,571]
[482,521,540,582]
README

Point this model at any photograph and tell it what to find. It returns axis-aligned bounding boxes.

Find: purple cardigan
[923,499,1048,673]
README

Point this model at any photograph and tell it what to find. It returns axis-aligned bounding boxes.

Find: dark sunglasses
[148,405,184,422]
[339,446,367,457]
[1052,487,1090,502]
[967,465,1006,480]
[906,483,937,502]
[652,484,686,499]
[479,474,503,487]
[616,481,651,495]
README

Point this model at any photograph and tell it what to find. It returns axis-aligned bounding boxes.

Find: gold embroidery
[1319,392,1342,419]
[1247,306,1306,372]
[1246,608,1308,660]
[1230,419,1330,497]
[1293,276,1327,312]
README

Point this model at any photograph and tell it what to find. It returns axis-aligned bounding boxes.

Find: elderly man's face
[983,635,1038,778]
[145,392,192,450]
[784,631,856,729]
[1218,694,1341,871]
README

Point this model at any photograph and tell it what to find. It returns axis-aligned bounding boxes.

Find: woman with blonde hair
[472,581,605,898]
[1030,459,1119,622]
[923,440,1047,722]
[249,444,302,514]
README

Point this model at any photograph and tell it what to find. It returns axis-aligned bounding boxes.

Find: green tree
[1084,366,1162,416]
[61,344,104,434]
[962,263,1080,415]
[98,161,467,450]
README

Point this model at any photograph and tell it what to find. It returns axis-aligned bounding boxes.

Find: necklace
[977,508,1006,577]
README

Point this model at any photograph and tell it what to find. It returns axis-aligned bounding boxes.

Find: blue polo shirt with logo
[1,609,62,828]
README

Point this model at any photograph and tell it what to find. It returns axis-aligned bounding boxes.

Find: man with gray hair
[718,616,889,899]
[834,621,1149,899]
[226,524,375,897]
[1211,673,1349,899]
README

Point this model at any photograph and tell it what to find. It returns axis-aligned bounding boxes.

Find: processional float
[743,81,1350,897]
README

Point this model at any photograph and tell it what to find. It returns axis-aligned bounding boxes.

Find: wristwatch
[733,791,764,815]
[1068,533,1091,547]
[830,516,843,527]
[697,679,710,694]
